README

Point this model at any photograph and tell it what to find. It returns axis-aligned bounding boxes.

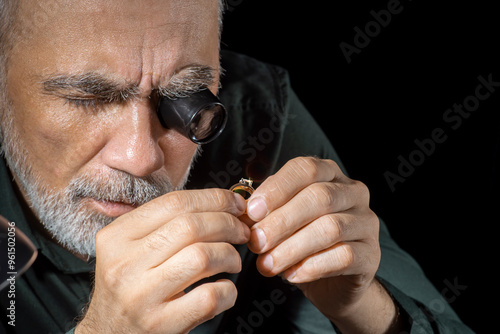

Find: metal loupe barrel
[157,89,228,144]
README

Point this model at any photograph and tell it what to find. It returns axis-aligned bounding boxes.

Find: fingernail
[262,254,273,271]
[247,196,268,221]
[285,269,298,282]
[234,193,247,212]
[252,228,267,250]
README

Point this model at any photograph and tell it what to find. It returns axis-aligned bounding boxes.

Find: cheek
[5,46,107,188]
[8,92,108,185]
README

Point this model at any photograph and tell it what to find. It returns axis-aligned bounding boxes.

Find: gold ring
[230,178,254,200]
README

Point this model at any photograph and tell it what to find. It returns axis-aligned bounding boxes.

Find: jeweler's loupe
[157,89,228,144]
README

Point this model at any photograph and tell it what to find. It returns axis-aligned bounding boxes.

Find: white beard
[25,168,189,257]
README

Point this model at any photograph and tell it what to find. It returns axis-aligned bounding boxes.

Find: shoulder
[219,50,291,112]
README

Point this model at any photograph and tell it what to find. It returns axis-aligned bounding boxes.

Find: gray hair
[0,0,17,149]
[0,0,16,86]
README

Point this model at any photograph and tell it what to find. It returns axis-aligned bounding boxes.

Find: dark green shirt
[0,50,473,333]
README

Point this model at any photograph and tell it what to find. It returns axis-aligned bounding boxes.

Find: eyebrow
[40,64,217,102]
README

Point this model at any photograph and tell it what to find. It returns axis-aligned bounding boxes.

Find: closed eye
[65,97,105,110]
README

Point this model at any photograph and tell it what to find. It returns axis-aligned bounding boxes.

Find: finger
[146,242,242,300]
[248,182,366,253]
[255,212,370,276]
[105,188,247,239]
[140,211,249,268]
[282,241,380,284]
[238,213,256,228]
[246,157,344,221]
[160,279,238,333]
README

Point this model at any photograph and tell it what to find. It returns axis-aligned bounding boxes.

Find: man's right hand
[75,189,249,334]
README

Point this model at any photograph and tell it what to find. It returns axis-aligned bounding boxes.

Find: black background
[221,1,499,332]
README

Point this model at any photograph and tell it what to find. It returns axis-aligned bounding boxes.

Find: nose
[100,98,165,177]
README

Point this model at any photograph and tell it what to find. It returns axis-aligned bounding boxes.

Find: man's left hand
[245,157,397,331]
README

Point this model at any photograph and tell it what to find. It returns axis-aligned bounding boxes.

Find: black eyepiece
[157,89,227,144]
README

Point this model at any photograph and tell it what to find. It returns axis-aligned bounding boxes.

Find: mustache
[67,169,176,206]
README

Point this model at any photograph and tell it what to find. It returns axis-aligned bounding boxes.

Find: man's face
[1,0,221,256]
